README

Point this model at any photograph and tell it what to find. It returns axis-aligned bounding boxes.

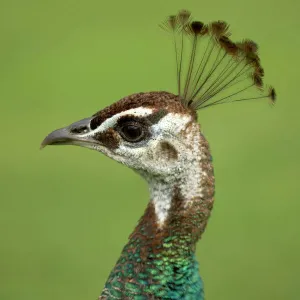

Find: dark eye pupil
[121,124,143,142]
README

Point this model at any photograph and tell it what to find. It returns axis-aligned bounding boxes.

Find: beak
[40,117,95,149]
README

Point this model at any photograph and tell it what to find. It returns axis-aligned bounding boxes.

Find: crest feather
[160,10,276,110]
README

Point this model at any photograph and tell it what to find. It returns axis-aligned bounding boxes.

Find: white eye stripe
[98,107,153,132]
[82,107,154,137]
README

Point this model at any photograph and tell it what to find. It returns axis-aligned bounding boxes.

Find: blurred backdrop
[0,0,299,299]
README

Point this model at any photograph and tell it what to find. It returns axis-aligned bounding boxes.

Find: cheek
[114,139,180,171]
[157,141,178,161]
[123,141,178,163]
[150,141,179,166]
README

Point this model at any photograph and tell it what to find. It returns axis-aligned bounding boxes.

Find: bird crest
[160,9,276,110]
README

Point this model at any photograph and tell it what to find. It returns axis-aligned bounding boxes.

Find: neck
[100,126,215,300]
[132,128,215,252]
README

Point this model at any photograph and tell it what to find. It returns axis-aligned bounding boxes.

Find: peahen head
[41,92,196,179]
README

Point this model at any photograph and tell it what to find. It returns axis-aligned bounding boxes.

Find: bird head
[41,10,276,182]
[41,92,198,180]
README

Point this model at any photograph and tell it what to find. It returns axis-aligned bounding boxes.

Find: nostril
[70,126,89,134]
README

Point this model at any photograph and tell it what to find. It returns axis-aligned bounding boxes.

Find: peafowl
[41,10,276,300]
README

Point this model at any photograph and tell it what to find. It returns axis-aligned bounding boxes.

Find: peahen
[41,10,276,299]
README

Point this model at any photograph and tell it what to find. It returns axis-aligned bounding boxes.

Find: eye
[119,122,145,143]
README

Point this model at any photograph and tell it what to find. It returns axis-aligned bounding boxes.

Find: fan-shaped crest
[160,10,276,110]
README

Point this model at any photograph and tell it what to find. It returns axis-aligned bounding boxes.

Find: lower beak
[40,117,94,149]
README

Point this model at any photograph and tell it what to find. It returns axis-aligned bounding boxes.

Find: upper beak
[40,117,95,149]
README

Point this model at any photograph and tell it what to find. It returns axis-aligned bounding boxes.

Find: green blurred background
[0,0,299,299]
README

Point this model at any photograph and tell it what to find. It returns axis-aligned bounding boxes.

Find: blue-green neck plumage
[100,135,214,300]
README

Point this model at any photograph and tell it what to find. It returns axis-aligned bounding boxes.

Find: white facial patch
[151,113,192,137]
